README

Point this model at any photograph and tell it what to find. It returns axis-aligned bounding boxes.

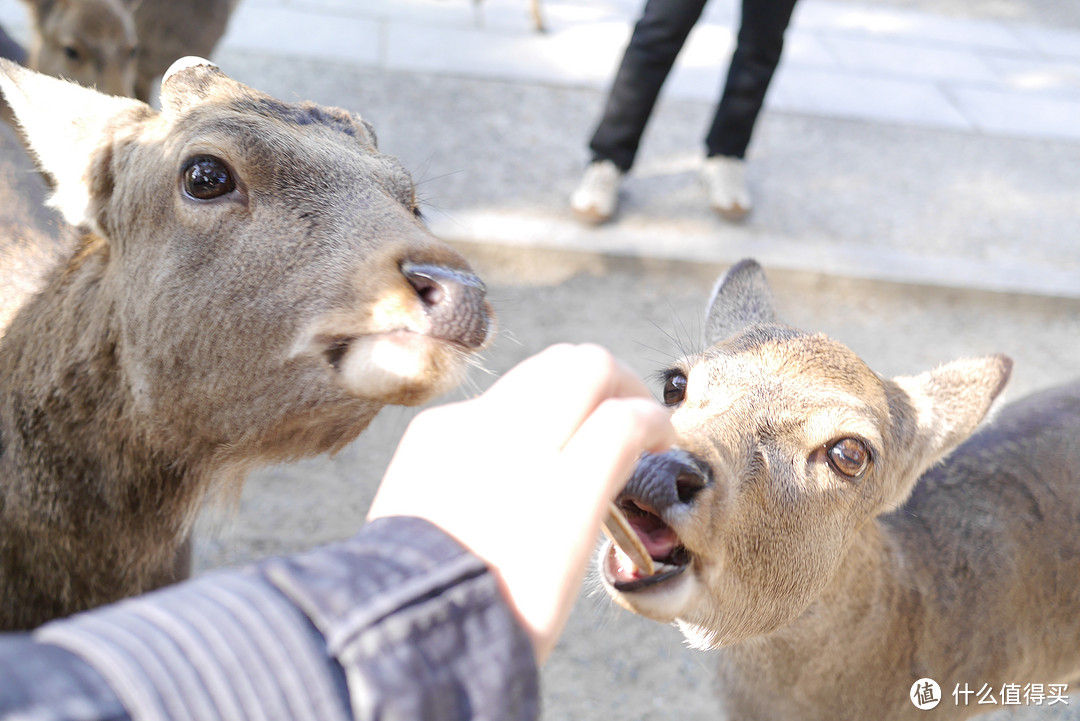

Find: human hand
[367,344,675,663]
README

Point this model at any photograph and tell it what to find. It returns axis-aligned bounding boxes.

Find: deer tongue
[630,512,680,561]
[603,502,682,580]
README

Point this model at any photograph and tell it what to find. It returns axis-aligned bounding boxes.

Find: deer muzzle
[402,262,491,349]
[621,449,710,512]
[603,450,710,593]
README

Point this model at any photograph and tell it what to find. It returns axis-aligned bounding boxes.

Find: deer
[598,259,1080,720]
[0,56,493,630]
[17,0,237,103]
[130,0,238,102]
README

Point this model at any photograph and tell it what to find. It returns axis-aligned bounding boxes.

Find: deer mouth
[312,328,470,404]
[603,500,691,592]
[321,329,463,370]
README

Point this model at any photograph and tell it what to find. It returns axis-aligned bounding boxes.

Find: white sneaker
[701,155,752,221]
[570,159,622,224]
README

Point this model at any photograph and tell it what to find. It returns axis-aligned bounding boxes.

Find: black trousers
[588,0,798,171]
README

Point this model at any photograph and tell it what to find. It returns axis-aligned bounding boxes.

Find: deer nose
[402,262,490,349]
[620,450,711,513]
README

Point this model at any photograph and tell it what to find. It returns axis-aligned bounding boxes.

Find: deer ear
[0,58,150,231]
[159,56,229,117]
[704,259,778,346]
[883,354,1013,504]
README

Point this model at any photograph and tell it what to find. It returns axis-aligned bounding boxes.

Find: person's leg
[573,0,708,223]
[705,0,798,159]
[0,24,25,65]
[700,0,797,220]
[589,0,708,171]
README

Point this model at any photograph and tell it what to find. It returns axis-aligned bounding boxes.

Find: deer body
[0,57,492,629]
[600,260,1080,720]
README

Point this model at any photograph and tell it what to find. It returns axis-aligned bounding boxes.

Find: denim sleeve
[262,516,539,721]
[0,634,128,721]
[21,516,538,721]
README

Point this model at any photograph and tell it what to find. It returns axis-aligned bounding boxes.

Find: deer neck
[723,520,921,701]
[0,235,205,542]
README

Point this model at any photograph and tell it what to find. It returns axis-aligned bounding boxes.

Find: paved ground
[0,0,1078,717]
[227,0,1080,298]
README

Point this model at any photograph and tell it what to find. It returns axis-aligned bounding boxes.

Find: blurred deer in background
[17,0,237,101]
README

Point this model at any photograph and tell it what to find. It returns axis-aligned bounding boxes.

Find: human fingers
[514,396,675,662]
[476,344,655,451]
[558,395,677,515]
[365,346,673,663]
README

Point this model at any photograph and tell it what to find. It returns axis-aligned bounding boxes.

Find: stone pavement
[0,0,1077,296]
[218,0,1080,141]
[219,0,1079,298]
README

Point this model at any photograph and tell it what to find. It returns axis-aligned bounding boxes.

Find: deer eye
[63,46,81,62]
[182,156,236,200]
[662,372,687,406]
[826,437,871,480]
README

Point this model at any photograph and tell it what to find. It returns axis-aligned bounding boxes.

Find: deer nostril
[403,267,448,308]
[676,469,707,504]
[400,262,490,349]
[623,450,711,514]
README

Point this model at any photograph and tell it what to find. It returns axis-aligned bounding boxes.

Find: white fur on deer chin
[599,540,699,623]
[335,331,465,402]
[289,308,470,405]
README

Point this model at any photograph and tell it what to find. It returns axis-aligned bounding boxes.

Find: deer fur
[0,57,493,630]
[599,259,1080,720]
[18,0,237,102]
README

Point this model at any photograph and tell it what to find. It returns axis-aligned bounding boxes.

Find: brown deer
[131,0,238,102]
[21,0,140,98]
[0,56,493,630]
[18,0,237,102]
[599,259,1080,720]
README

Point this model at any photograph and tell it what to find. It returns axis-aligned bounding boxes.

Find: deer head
[599,260,1010,650]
